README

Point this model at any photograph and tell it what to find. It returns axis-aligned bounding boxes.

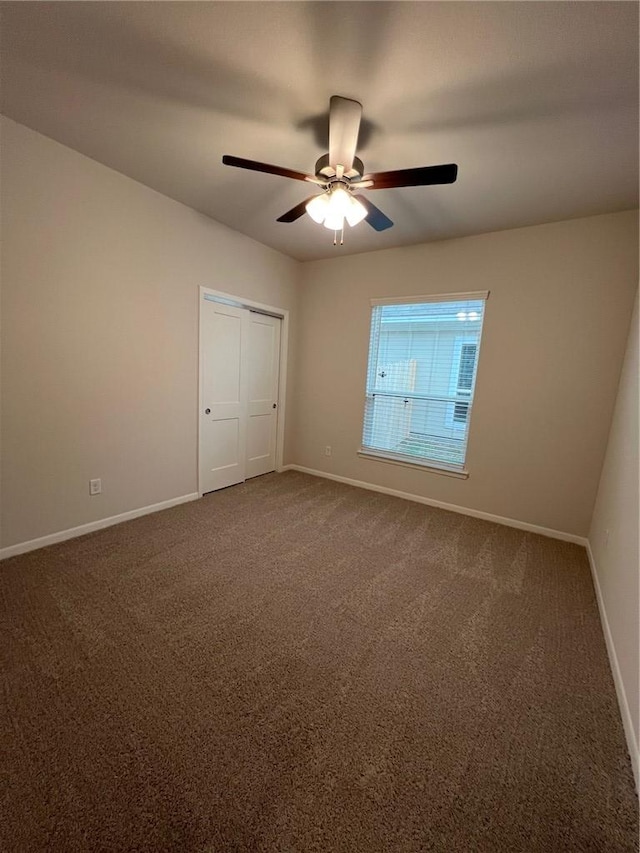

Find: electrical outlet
[325,446,332,457]
[89,478,102,496]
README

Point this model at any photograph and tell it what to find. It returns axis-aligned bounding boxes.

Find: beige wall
[2,115,637,552]
[589,289,639,783]
[0,117,299,549]
[292,210,638,537]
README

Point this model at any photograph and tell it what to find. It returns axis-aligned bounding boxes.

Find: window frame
[359,291,489,478]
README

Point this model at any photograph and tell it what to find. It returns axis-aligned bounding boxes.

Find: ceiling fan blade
[328,96,362,172]
[222,155,311,183]
[366,163,458,190]
[357,196,394,231]
[276,197,317,223]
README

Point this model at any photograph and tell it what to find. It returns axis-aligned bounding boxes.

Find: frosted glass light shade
[324,186,356,230]
[327,187,352,218]
[323,211,345,231]
[345,196,367,226]
[306,193,330,224]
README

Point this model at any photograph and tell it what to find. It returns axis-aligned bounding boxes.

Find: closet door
[246,312,281,479]
[199,296,281,494]
[199,300,249,493]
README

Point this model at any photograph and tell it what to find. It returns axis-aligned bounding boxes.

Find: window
[360,292,488,475]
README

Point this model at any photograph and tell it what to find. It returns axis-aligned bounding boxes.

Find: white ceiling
[1,2,638,262]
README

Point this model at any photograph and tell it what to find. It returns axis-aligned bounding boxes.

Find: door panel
[246,313,281,479]
[207,418,241,472]
[247,413,272,460]
[199,301,248,493]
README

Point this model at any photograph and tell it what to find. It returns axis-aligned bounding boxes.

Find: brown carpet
[1,471,637,851]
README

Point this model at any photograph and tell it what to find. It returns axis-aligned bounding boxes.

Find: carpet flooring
[1,471,637,851]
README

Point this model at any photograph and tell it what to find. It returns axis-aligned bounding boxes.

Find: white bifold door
[199,297,281,494]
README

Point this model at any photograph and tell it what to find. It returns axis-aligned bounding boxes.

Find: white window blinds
[361,293,488,472]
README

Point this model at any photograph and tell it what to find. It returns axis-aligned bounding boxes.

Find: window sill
[358,449,469,479]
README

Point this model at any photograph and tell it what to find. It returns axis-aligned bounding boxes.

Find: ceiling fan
[222,95,458,242]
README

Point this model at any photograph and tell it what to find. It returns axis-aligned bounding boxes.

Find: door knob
[205,408,211,415]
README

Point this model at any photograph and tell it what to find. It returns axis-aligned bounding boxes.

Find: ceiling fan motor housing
[315,153,364,182]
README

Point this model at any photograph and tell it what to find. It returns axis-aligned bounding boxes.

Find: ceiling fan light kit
[222,95,458,245]
[306,186,367,231]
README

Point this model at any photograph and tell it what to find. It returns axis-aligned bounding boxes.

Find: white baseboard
[0,493,200,560]
[282,465,587,546]
[585,542,639,793]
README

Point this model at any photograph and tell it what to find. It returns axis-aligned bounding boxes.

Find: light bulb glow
[306,193,330,224]
[346,196,367,227]
[327,186,352,220]
[323,211,345,231]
